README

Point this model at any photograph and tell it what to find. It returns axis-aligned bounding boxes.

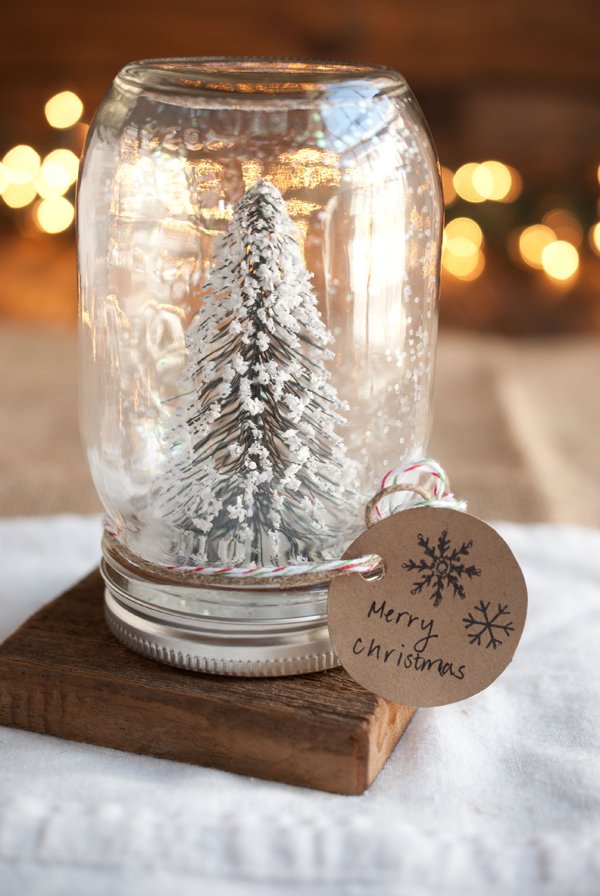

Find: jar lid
[101,555,338,677]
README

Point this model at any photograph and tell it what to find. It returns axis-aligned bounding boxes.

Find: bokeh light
[442,217,485,280]
[445,217,483,247]
[0,163,9,193]
[34,169,66,199]
[2,181,37,208]
[34,196,75,233]
[589,222,600,256]
[443,247,485,280]
[44,91,84,129]
[476,160,522,202]
[440,166,456,206]
[453,160,522,203]
[453,163,485,203]
[477,161,508,200]
[38,149,80,194]
[540,240,579,281]
[470,164,494,200]
[2,145,40,185]
[445,236,477,257]
[518,224,556,269]
[541,209,583,247]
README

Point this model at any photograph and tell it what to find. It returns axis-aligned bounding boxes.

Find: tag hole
[360,560,386,583]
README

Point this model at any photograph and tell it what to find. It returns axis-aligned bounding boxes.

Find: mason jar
[77,57,442,675]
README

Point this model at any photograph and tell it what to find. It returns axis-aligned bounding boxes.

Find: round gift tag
[328,507,527,707]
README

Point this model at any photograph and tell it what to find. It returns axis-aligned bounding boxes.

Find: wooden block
[0,571,415,794]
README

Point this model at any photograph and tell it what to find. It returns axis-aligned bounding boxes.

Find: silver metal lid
[101,554,338,677]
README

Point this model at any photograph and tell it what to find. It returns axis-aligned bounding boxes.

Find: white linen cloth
[0,515,598,896]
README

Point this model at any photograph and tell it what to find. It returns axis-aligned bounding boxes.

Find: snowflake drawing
[463,601,515,649]
[402,530,481,608]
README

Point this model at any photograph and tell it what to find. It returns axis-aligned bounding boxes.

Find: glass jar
[77,57,442,675]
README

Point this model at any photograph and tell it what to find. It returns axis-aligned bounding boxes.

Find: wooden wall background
[0,0,599,333]
[2,0,598,148]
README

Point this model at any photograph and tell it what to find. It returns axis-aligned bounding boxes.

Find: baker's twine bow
[103,457,466,589]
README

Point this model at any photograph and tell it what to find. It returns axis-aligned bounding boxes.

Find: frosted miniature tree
[159,180,357,566]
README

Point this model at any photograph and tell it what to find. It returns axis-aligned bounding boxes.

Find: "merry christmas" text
[350,598,466,680]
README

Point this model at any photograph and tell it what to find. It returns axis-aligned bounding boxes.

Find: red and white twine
[104,457,465,589]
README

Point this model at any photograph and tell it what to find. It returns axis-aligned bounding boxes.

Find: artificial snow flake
[232,353,249,375]
[254,365,270,385]
[403,530,481,608]
[228,496,247,522]
[256,332,270,352]
[295,445,310,464]
[463,601,515,649]
[283,393,308,423]
[157,179,359,565]
[221,363,235,383]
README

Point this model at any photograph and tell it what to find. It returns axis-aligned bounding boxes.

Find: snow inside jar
[77,58,443,676]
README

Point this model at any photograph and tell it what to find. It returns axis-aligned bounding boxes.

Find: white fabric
[0,515,598,896]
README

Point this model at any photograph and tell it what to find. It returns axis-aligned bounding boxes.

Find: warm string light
[440,159,523,282]
[518,225,556,270]
[450,160,522,205]
[442,217,485,281]
[540,241,579,282]
[35,196,75,233]
[44,91,84,129]
[516,211,581,282]
[36,149,79,196]
[2,145,40,184]
[2,181,37,209]
[0,91,83,232]
[441,151,597,286]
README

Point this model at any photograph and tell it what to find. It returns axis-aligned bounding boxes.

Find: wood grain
[0,570,415,794]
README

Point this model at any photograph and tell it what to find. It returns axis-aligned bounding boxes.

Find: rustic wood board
[0,570,416,794]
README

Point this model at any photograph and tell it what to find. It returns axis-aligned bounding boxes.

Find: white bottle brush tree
[159,180,358,566]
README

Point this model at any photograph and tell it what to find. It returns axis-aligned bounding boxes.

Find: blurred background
[1,0,599,524]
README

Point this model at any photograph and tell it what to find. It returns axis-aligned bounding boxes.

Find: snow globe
[77,58,442,675]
